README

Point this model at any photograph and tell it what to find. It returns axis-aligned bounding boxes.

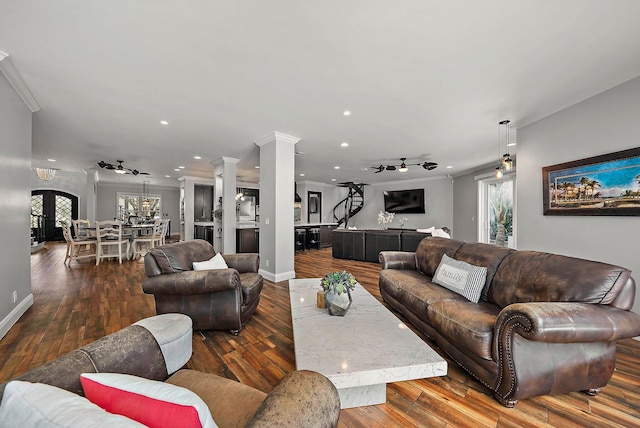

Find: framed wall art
[542,147,640,216]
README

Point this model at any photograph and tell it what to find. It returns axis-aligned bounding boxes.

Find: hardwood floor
[2,242,640,427]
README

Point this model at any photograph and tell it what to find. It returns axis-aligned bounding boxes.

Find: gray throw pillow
[433,254,487,303]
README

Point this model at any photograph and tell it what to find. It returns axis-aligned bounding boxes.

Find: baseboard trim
[258,269,295,283]
[0,294,34,341]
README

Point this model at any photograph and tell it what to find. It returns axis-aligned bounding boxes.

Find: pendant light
[495,120,512,178]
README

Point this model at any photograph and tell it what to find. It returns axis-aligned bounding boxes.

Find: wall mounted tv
[383,188,425,214]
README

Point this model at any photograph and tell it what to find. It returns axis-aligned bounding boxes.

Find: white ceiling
[2,1,640,187]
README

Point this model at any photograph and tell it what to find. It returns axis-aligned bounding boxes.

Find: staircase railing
[332,182,366,228]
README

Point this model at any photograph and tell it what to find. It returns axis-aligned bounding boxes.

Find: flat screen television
[383,188,425,214]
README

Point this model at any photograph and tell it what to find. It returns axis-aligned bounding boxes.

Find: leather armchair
[143,239,263,334]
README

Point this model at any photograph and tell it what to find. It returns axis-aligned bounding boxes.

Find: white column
[85,170,98,223]
[212,157,239,254]
[255,131,299,282]
[178,177,196,241]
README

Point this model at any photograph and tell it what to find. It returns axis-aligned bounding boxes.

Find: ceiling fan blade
[138,172,150,175]
[386,165,396,171]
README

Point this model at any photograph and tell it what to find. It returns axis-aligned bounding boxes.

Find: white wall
[30,169,88,218]
[518,76,640,315]
[96,182,180,236]
[349,177,454,232]
[0,72,33,339]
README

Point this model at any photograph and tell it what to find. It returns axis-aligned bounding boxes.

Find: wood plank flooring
[2,242,640,427]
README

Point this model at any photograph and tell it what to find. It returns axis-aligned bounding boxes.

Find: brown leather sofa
[379,236,640,407]
[143,239,263,334]
[0,314,341,427]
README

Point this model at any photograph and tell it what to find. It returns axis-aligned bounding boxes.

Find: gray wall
[96,182,180,236]
[349,177,454,232]
[518,76,640,315]
[452,165,495,243]
[0,72,33,338]
[31,170,89,219]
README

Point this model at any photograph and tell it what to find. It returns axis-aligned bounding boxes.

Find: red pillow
[80,373,217,428]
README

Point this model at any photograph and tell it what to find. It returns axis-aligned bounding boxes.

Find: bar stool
[295,228,307,251]
[307,228,321,250]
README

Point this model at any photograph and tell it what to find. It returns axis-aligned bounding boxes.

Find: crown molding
[254,131,301,147]
[0,51,40,112]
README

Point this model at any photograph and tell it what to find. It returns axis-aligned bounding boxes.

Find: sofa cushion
[433,254,487,303]
[0,381,145,427]
[489,250,633,308]
[453,242,514,302]
[379,269,467,324]
[415,237,464,277]
[149,240,216,274]
[239,272,264,305]
[81,373,217,428]
[167,369,266,428]
[428,301,501,361]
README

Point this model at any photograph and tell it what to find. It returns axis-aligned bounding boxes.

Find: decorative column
[254,131,300,282]
[212,157,239,254]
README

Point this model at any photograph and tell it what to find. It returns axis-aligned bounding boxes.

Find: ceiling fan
[97,160,150,176]
[372,157,438,173]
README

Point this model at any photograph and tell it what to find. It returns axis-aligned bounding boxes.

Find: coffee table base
[338,384,386,409]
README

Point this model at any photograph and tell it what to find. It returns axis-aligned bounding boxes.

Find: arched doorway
[31,190,78,242]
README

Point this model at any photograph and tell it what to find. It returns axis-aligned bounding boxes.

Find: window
[117,193,162,221]
[31,194,43,228]
[477,172,516,248]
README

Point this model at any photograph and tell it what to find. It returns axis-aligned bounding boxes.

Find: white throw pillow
[81,373,217,428]
[0,381,145,427]
[416,227,435,234]
[193,253,228,271]
[432,254,487,303]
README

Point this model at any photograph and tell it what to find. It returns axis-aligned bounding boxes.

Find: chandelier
[35,168,57,181]
[495,120,514,178]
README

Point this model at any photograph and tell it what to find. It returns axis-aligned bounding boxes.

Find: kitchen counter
[237,222,258,229]
[194,221,215,226]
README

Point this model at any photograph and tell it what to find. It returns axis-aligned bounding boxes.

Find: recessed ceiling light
[174,168,180,171]
[194,156,201,159]
[334,166,340,169]
[331,178,336,182]
[341,142,349,147]
[47,158,56,162]
[343,110,351,116]
[178,166,185,169]
[360,167,369,171]
[446,165,453,169]
[165,175,171,178]
[507,142,517,147]
[300,173,305,177]
[160,120,169,125]
[254,166,260,169]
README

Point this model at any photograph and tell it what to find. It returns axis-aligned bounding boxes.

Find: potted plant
[320,271,356,316]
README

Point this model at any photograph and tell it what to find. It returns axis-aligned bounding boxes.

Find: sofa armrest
[379,251,417,270]
[222,253,259,273]
[142,269,241,295]
[247,370,340,427]
[495,302,640,344]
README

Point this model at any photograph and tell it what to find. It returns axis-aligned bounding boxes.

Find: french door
[477,173,516,248]
[31,190,78,241]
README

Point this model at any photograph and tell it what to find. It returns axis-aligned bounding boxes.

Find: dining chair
[95,220,130,265]
[61,220,96,265]
[131,219,163,259]
[159,218,169,245]
[72,219,92,240]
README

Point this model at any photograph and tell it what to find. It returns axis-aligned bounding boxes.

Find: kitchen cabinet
[194,185,214,221]
[194,225,214,245]
[236,228,259,253]
[320,224,337,248]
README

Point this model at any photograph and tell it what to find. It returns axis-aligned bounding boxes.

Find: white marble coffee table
[289,278,447,409]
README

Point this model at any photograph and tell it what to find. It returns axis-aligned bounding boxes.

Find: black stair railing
[332,182,366,227]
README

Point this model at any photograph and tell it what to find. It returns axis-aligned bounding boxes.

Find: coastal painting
[542,147,640,216]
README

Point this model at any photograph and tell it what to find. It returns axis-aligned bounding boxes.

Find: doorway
[307,191,322,223]
[31,190,78,242]
[478,174,516,248]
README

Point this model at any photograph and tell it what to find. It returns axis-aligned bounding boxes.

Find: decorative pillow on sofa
[80,373,217,428]
[433,254,487,303]
[0,380,145,427]
[193,253,228,271]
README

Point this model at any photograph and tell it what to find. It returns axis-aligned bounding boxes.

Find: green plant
[321,271,356,295]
